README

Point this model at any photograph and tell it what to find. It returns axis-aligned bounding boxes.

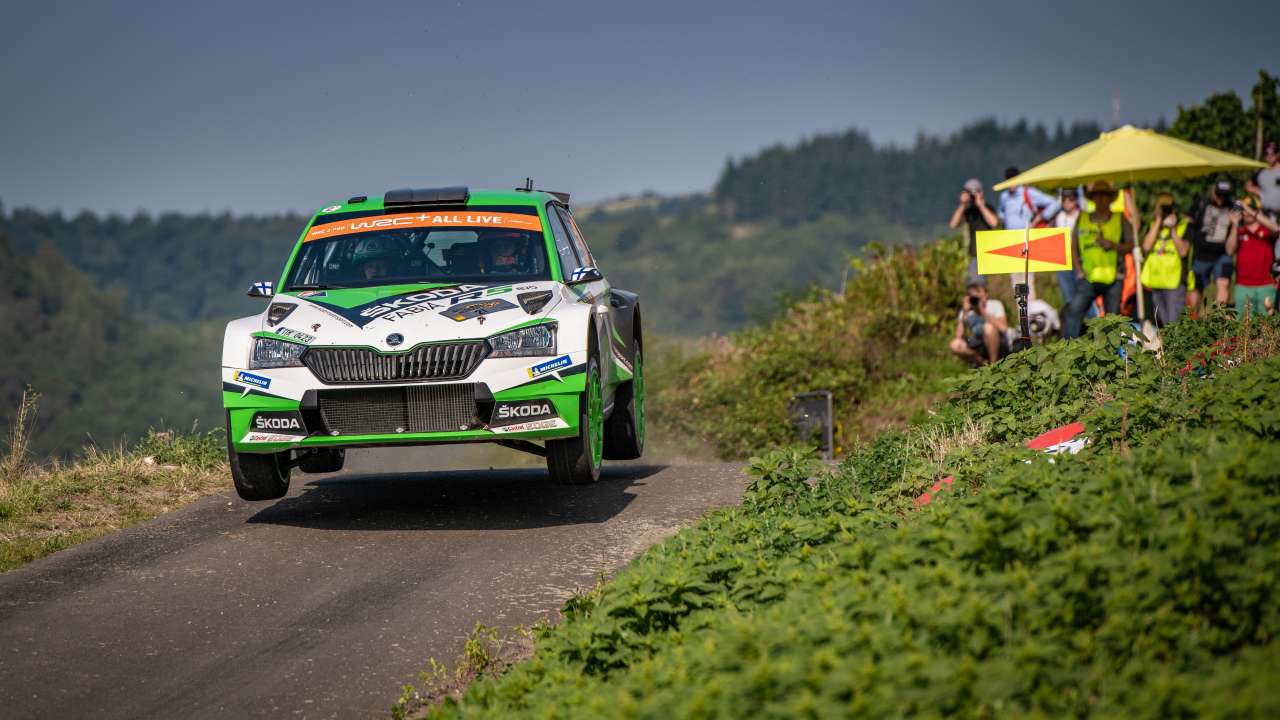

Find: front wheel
[226,414,292,501]
[546,355,603,485]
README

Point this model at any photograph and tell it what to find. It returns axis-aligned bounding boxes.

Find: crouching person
[950,281,1010,366]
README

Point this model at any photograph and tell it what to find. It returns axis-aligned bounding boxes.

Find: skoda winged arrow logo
[385,333,404,347]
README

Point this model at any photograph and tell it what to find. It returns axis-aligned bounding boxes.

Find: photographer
[948,178,1000,283]
[1187,180,1236,308]
[1229,197,1279,319]
[1139,196,1189,326]
[1246,140,1280,218]
[949,282,1009,366]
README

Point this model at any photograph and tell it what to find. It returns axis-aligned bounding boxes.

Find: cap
[963,178,983,193]
[1214,179,1233,195]
[1241,196,1261,211]
[1088,180,1116,195]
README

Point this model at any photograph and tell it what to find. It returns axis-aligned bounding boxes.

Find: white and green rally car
[222,186,644,500]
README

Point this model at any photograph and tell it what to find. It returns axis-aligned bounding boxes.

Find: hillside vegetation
[3,209,302,323]
[650,236,970,459]
[0,394,226,571]
[0,233,221,457]
[419,312,1280,719]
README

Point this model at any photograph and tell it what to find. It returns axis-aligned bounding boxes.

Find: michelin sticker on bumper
[234,370,272,390]
[527,355,571,380]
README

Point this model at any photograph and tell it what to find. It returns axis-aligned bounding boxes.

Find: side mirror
[247,281,274,298]
[568,266,603,284]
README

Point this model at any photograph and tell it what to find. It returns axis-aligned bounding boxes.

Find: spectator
[1051,187,1093,314]
[949,282,1009,366]
[1187,180,1236,308]
[1229,196,1279,319]
[948,178,1000,284]
[997,166,1061,230]
[1063,181,1133,338]
[1139,197,1189,326]
[1246,140,1280,218]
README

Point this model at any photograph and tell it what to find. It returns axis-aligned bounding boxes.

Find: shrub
[657,237,969,459]
[428,312,1280,719]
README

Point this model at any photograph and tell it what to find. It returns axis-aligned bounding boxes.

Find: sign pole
[1012,224,1032,352]
[1126,188,1146,322]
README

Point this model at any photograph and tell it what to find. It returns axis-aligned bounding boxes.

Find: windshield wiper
[286,283,346,291]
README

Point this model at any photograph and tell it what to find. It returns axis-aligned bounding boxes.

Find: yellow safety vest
[1140,220,1188,290]
[1078,212,1123,284]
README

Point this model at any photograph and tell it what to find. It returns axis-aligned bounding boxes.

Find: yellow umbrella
[994,124,1265,190]
[993,125,1264,325]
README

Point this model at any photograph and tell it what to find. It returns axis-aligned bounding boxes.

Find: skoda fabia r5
[222,186,644,500]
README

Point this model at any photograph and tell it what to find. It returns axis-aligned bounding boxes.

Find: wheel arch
[608,288,642,362]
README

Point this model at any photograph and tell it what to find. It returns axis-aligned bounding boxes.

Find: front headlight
[251,337,307,368]
[487,323,556,358]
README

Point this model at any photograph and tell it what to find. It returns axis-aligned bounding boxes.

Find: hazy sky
[2,0,1277,215]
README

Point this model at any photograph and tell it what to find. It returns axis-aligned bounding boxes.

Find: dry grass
[0,387,40,490]
[0,392,227,572]
[916,414,989,466]
[391,623,538,719]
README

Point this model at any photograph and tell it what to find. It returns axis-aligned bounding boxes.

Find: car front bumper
[223,373,584,454]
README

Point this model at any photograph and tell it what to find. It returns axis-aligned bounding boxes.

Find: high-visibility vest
[1140,220,1189,290]
[1078,212,1123,284]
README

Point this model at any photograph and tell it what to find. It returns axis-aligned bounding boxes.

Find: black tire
[603,345,645,460]
[226,415,292,501]
[298,449,345,474]
[546,354,604,485]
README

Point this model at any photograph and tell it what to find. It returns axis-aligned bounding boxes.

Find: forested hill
[0,232,220,457]
[3,210,305,323]
[714,119,1102,224]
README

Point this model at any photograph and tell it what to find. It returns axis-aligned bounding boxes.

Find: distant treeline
[3,210,305,323]
[714,118,1103,224]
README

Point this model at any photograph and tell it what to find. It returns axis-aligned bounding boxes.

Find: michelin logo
[234,370,272,390]
[527,355,571,380]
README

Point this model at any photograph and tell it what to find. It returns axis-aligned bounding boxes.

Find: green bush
[132,426,225,470]
[428,312,1280,719]
[656,238,969,459]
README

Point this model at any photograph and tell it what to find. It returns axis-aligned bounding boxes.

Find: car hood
[262,281,565,349]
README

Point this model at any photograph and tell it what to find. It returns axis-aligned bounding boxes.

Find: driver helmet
[353,237,399,279]
[487,233,526,268]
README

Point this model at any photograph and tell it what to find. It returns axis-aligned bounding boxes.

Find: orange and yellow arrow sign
[975,228,1074,275]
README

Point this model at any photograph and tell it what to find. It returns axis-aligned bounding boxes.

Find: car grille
[303,342,486,384]
[317,384,479,435]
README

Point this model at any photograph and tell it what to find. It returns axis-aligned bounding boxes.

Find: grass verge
[416,311,1280,718]
[0,391,227,572]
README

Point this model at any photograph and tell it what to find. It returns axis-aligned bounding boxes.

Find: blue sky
[2,0,1277,214]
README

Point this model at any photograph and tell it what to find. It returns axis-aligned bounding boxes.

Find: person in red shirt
[1228,197,1279,319]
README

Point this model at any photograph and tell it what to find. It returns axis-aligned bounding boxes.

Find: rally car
[222,186,644,500]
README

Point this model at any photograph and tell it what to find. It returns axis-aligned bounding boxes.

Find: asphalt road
[0,452,745,719]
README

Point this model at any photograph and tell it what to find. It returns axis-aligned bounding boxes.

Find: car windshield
[282,227,551,290]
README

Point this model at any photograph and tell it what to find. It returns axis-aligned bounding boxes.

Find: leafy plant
[426,311,1280,719]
